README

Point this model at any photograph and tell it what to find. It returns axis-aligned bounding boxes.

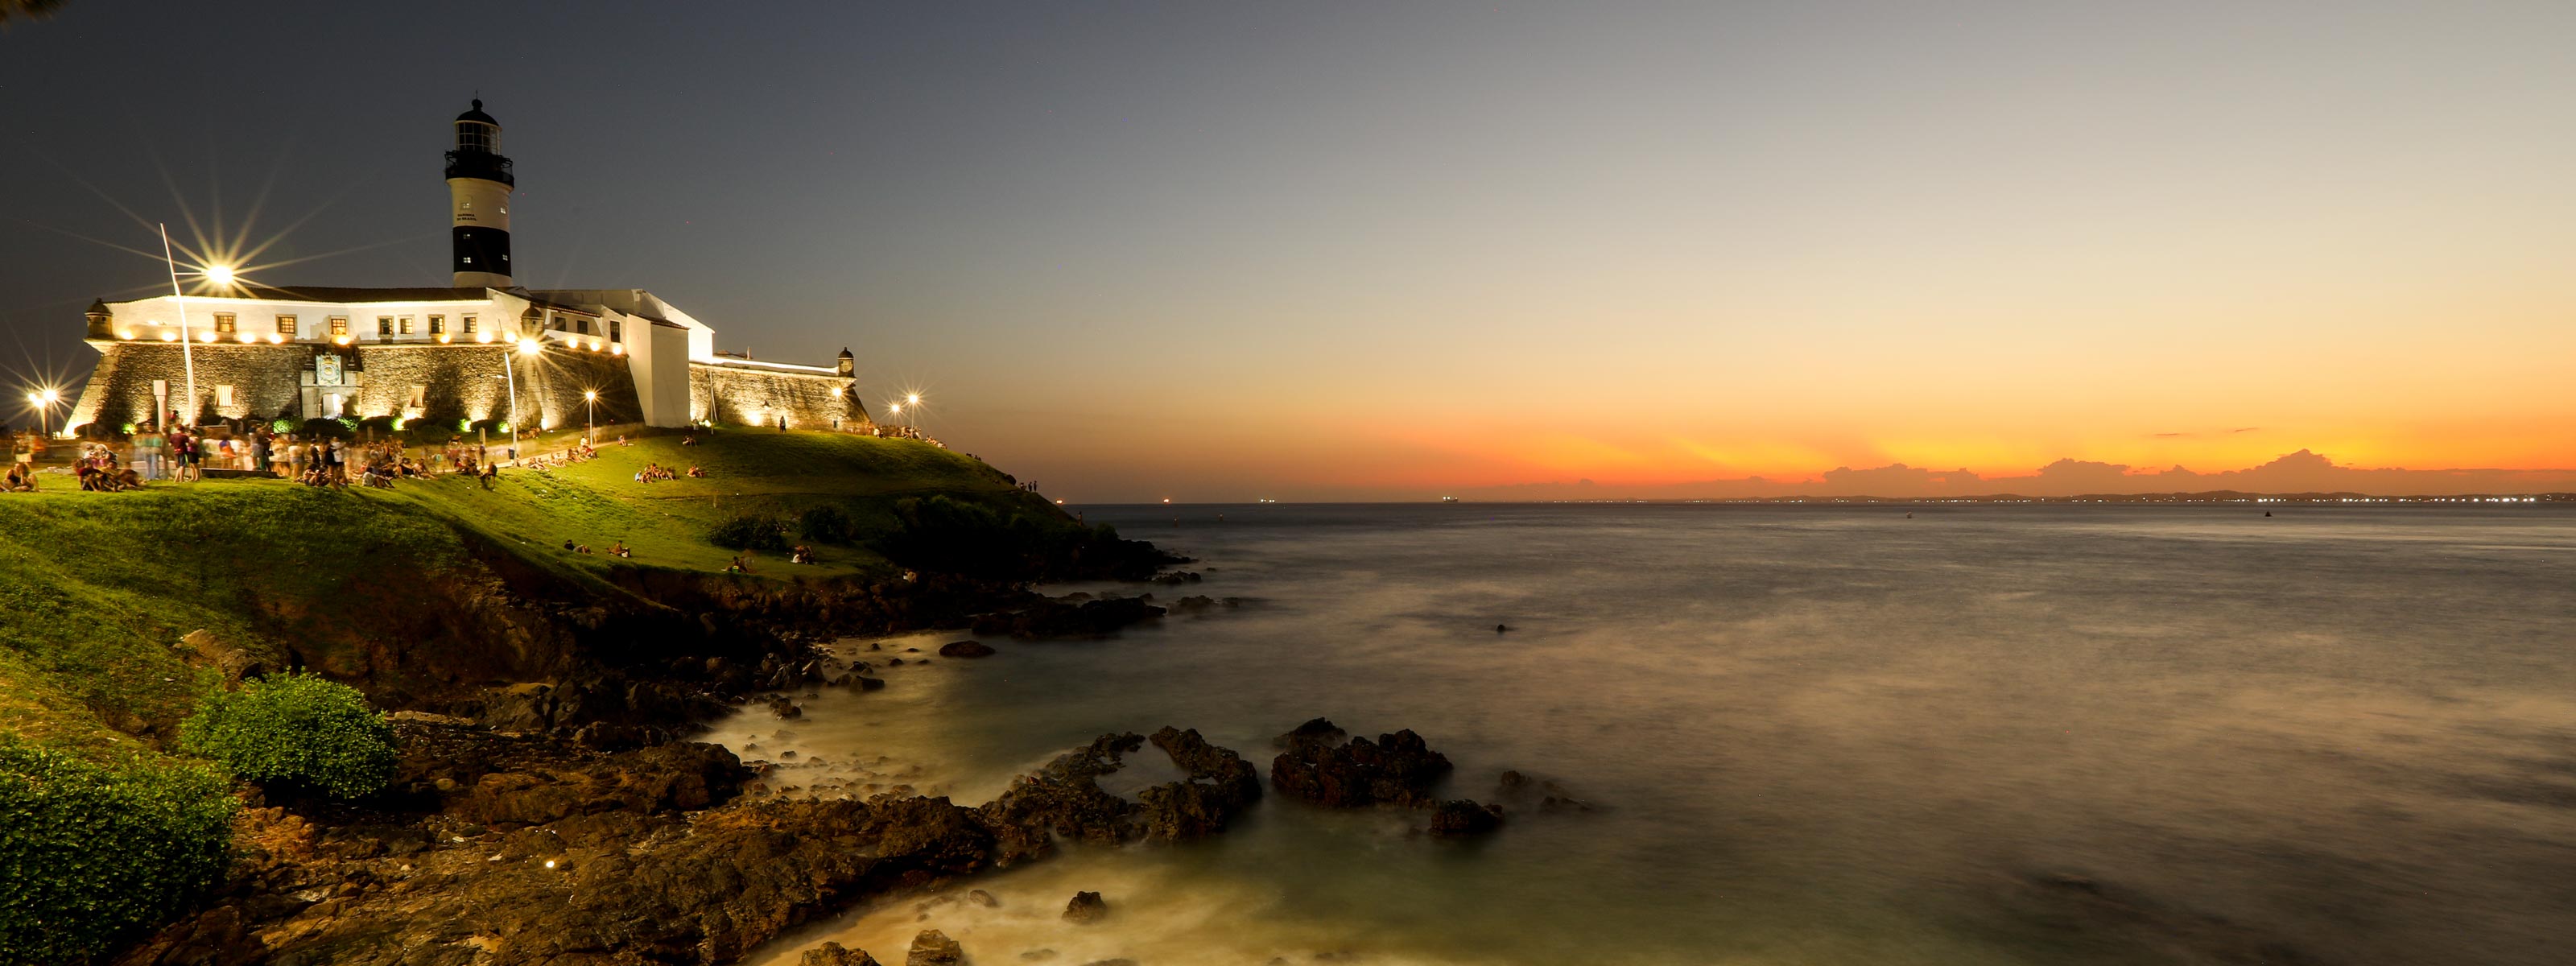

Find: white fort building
[68,101,871,437]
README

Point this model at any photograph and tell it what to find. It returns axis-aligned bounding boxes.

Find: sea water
[722,503,2576,965]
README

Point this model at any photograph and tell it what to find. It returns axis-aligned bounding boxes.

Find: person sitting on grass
[686,464,705,478]
[3,462,33,492]
[790,544,815,564]
[680,435,698,446]
[478,460,498,490]
[576,544,593,555]
[609,541,632,559]
[725,555,745,574]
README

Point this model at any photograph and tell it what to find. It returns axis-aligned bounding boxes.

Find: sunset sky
[4,2,2570,500]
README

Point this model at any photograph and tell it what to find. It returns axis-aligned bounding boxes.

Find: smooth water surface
[730,503,2576,965]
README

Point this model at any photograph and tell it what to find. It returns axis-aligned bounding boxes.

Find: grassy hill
[0,429,1082,753]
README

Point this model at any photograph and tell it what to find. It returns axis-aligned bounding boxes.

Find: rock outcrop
[971,596,1164,638]
[1269,719,1453,808]
[936,640,997,658]
[1063,890,1108,923]
[803,941,882,965]
[906,930,964,966]
[1425,799,1506,838]
[1135,727,1264,841]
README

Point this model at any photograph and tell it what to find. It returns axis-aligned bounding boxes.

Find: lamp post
[583,390,597,444]
[498,336,539,461]
[159,225,200,427]
[25,389,58,440]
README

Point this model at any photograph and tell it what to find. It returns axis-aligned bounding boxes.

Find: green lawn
[0,429,1043,751]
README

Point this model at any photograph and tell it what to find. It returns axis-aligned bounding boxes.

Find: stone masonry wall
[348,346,643,433]
[691,365,870,431]
[68,342,316,431]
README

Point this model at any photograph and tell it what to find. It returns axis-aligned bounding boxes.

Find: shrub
[708,513,791,551]
[799,504,857,543]
[0,736,237,965]
[178,673,398,800]
[270,418,295,434]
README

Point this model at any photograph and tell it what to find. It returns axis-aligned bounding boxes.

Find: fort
[64,101,873,437]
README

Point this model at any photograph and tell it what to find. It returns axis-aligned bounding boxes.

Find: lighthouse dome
[456,99,498,126]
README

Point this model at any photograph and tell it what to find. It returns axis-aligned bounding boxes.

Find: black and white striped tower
[446,100,516,288]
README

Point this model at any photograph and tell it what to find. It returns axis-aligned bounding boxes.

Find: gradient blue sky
[5,2,2571,499]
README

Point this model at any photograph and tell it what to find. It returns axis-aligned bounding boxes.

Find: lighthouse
[446,99,515,288]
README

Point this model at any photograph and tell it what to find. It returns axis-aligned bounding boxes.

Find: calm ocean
[732,503,2576,965]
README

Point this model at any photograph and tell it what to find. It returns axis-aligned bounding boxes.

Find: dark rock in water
[1063,890,1109,923]
[1080,960,1139,966]
[1020,951,1059,962]
[1149,570,1203,585]
[1426,799,1506,837]
[904,647,922,653]
[1496,770,1530,794]
[768,696,804,719]
[855,675,887,691]
[1270,720,1453,808]
[1169,594,1218,613]
[803,941,882,965]
[938,639,997,658]
[980,733,1145,860]
[888,658,906,666]
[1136,726,1265,841]
[967,888,999,907]
[907,929,964,965]
[1273,716,1347,750]
[972,596,1166,638]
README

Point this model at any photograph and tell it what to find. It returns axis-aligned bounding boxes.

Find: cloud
[1454,449,2576,500]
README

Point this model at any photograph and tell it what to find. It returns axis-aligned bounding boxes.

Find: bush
[708,513,791,551]
[178,673,398,800]
[799,504,857,543]
[0,736,237,965]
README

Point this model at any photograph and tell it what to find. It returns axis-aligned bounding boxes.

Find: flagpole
[159,224,198,427]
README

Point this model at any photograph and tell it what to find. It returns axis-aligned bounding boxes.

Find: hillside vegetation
[0,430,1102,752]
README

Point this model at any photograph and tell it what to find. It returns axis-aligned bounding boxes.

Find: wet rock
[980,733,1144,858]
[968,888,998,907]
[1063,890,1108,923]
[1273,716,1346,749]
[803,941,882,965]
[1136,726,1264,841]
[1020,951,1059,962]
[768,696,804,719]
[1168,594,1218,614]
[1148,570,1203,585]
[1270,719,1453,808]
[481,682,559,731]
[856,675,887,691]
[907,928,964,965]
[1426,799,1506,838]
[938,640,997,658]
[971,596,1165,639]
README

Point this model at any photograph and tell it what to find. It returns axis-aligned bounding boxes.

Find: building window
[428,315,444,335]
[609,320,622,342]
[409,384,427,409]
[463,315,477,334]
[215,385,234,408]
[213,312,236,333]
[398,316,414,335]
[378,317,394,338]
[275,315,296,336]
[576,318,592,336]
[329,316,349,337]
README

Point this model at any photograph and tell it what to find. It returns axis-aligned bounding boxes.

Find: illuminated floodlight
[888,402,902,415]
[203,265,236,287]
[266,332,284,344]
[236,332,255,344]
[906,393,921,405]
[334,335,352,345]
[118,331,134,340]
[160,331,179,342]
[477,332,493,344]
[518,338,540,357]
[583,390,597,401]
[197,330,217,343]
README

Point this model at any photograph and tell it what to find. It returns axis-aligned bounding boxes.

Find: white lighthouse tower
[446,100,515,287]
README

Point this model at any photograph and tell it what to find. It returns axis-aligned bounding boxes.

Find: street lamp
[25,389,59,440]
[499,337,539,460]
[583,390,597,444]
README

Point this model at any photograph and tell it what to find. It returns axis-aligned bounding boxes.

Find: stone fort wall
[692,365,873,431]
[70,342,865,434]
[69,343,315,431]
